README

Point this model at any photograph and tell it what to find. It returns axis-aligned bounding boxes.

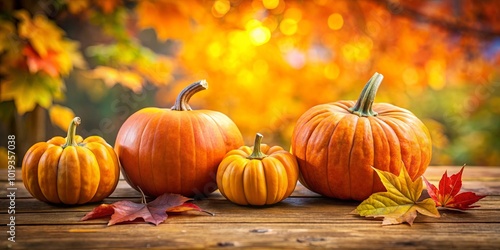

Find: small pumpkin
[22,117,120,204]
[115,80,244,197]
[217,133,299,206]
[291,73,432,201]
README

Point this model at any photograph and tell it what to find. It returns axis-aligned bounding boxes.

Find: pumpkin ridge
[25,144,47,201]
[39,146,61,203]
[188,113,204,196]
[396,116,432,177]
[275,157,286,203]
[299,112,330,192]
[368,117,391,193]
[202,111,238,152]
[232,160,247,204]
[77,147,99,204]
[87,142,119,202]
[241,160,255,204]
[324,114,343,198]
[292,108,330,146]
[401,121,422,179]
[351,117,376,200]
[191,114,200,196]
[118,112,145,192]
[151,113,165,197]
[266,156,280,203]
[60,146,80,204]
[137,114,157,196]
[197,111,230,194]
[51,146,63,203]
[240,160,251,205]
[346,115,361,200]
[260,158,271,204]
[377,116,415,177]
[374,117,402,178]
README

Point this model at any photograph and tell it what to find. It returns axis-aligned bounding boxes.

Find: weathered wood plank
[6,197,500,226]
[4,223,500,249]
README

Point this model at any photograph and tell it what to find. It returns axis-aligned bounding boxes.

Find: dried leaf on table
[423,165,486,210]
[81,192,213,226]
[352,166,440,226]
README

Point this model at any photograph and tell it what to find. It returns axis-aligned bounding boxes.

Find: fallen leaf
[81,192,212,226]
[423,165,486,210]
[352,166,440,226]
[167,202,214,216]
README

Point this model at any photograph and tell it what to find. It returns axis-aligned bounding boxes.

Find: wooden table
[2,166,499,249]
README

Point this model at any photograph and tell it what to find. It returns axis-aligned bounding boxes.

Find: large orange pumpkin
[291,73,432,201]
[115,80,244,197]
[22,117,120,204]
[217,133,299,206]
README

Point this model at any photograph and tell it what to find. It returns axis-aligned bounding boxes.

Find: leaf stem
[137,186,147,204]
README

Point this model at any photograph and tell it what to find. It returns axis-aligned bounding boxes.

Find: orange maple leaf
[81,193,212,226]
[22,44,60,77]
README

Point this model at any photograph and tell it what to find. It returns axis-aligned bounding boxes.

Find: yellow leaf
[1,72,64,115]
[353,165,440,226]
[87,66,143,93]
[49,105,76,131]
[15,10,64,57]
[58,40,88,75]
[135,56,173,86]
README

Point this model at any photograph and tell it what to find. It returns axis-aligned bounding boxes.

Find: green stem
[247,133,267,160]
[63,117,81,147]
[348,72,384,117]
[171,80,208,111]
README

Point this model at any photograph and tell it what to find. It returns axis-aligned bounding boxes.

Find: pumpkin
[115,80,244,197]
[22,117,120,204]
[217,133,299,206]
[291,72,432,201]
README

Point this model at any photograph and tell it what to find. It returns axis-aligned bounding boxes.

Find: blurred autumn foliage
[0,0,499,166]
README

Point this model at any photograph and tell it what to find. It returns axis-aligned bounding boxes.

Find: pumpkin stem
[247,133,267,160]
[348,72,384,117]
[63,117,81,148]
[171,80,208,111]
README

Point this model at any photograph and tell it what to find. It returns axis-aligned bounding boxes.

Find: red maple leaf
[22,44,60,77]
[81,192,213,226]
[423,166,486,210]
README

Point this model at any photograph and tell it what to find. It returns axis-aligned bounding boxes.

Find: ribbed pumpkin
[22,117,120,204]
[115,80,244,198]
[291,73,432,201]
[217,133,299,206]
